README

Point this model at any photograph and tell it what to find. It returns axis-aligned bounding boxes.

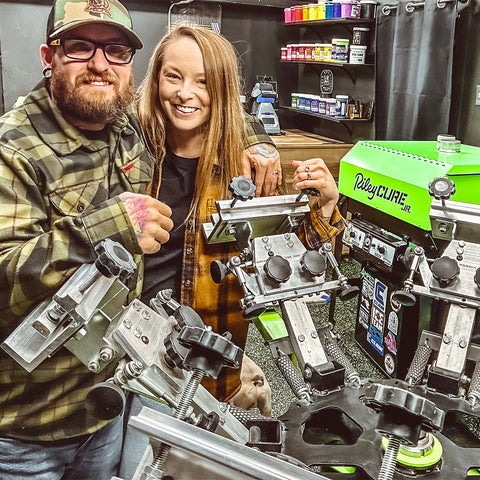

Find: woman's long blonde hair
[136,25,246,213]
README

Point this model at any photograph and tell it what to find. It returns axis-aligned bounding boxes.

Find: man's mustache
[75,73,119,88]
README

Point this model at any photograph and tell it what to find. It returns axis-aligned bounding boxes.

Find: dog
[230,355,272,417]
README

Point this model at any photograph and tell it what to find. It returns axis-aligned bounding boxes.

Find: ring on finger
[273,170,279,175]
[305,165,310,172]
[307,172,311,180]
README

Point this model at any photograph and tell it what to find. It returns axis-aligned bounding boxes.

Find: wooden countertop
[270,129,353,191]
[271,129,352,149]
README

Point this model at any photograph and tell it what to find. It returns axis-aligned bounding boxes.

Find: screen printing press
[3,157,480,479]
[338,135,480,379]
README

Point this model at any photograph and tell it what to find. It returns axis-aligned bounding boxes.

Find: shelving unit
[285,18,374,27]
[280,106,371,123]
[279,17,376,141]
[281,60,373,67]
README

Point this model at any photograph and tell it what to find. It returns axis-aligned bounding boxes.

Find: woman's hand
[291,158,339,220]
[242,143,282,197]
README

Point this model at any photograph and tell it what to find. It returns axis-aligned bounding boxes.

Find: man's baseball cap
[46,0,143,49]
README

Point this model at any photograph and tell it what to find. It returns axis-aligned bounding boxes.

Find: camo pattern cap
[46,0,143,49]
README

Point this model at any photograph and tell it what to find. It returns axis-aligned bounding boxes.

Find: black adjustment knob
[338,285,360,301]
[164,305,206,369]
[94,238,136,280]
[377,245,386,255]
[174,305,205,330]
[300,250,326,277]
[210,260,228,284]
[431,256,460,288]
[264,255,292,283]
[243,303,266,319]
[428,177,456,200]
[300,188,319,197]
[295,187,319,201]
[364,382,444,444]
[164,327,188,369]
[178,326,243,379]
[474,268,480,290]
[229,176,256,203]
[391,289,417,307]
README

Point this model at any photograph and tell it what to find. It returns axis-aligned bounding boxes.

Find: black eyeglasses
[50,38,135,65]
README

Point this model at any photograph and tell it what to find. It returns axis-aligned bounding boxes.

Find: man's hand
[242,142,282,197]
[119,192,173,254]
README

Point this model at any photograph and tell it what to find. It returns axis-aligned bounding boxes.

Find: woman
[136,25,344,413]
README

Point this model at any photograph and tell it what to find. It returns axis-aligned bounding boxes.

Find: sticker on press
[384,353,395,375]
[388,311,399,335]
[371,305,384,334]
[385,331,397,355]
[373,279,388,313]
[367,325,384,356]
[360,295,371,312]
[358,307,369,330]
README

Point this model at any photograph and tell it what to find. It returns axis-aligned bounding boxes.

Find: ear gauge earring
[42,67,52,78]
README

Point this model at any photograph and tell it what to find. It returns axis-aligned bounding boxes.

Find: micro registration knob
[264,255,292,283]
[228,176,256,207]
[300,250,326,277]
[431,256,460,288]
[428,177,456,201]
[94,238,136,280]
[474,267,480,290]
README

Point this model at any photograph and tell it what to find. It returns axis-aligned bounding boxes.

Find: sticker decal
[384,353,395,375]
[373,279,388,313]
[388,311,399,336]
[385,331,397,355]
[367,325,384,355]
[358,306,369,330]
[371,305,384,334]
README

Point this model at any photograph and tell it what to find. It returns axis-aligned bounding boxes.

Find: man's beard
[49,68,135,126]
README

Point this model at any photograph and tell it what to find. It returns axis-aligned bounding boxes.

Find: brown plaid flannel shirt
[176,170,345,402]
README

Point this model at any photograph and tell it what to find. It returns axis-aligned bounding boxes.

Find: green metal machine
[339,138,480,231]
[337,137,480,378]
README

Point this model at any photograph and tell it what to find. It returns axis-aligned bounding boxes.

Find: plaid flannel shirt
[0,80,152,440]
[171,167,345,402]
[0,81,274,441]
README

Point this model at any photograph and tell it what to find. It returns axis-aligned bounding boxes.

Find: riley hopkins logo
[353,173,411,213]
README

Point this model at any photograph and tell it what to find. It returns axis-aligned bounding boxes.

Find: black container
[360,0,377,18]
[352,26,370,46]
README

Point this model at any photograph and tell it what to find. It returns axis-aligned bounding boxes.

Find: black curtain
[375,1,457,140]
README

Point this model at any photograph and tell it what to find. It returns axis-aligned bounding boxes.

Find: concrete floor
[244,256,384,418]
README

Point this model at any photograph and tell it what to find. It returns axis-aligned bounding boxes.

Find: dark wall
[449,1,480,147]
[0,0,283,112]
[1,0,479,146]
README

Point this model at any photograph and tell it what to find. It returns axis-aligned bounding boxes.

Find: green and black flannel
[0,80,151,440]
[0,79,273,441]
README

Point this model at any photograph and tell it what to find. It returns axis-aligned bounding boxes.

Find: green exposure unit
[338,140,480,231]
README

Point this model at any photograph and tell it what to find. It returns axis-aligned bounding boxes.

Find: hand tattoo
[122,195,149,236]
[247,143,278,158]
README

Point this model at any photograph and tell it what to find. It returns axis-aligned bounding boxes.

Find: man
[0,1,174,478]
[0,0,280,477]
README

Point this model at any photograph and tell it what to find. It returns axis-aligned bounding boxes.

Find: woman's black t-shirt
[141,149,199,304]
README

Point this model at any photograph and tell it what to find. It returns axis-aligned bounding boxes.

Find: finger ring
[307,172,311,180]
[273,171,279,175]
[305,165,310,172]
